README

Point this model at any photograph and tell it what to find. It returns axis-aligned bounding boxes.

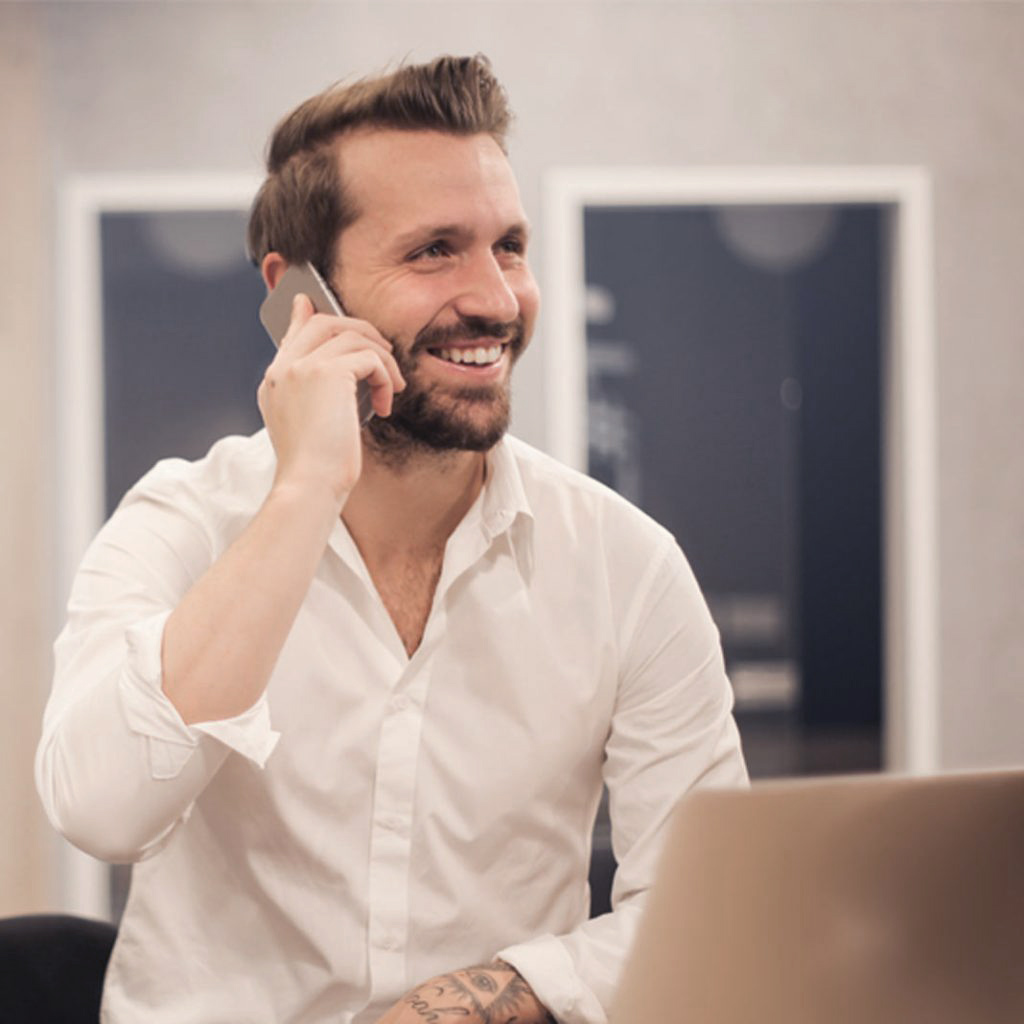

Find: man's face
[330,129,539,454]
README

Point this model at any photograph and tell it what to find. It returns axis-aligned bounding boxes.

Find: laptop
[610,770,1024,1024]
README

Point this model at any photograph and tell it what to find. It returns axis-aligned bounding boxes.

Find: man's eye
[411,242,450,261]
[497,237,525,256]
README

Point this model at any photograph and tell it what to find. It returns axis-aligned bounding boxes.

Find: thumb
[281,293,315,346]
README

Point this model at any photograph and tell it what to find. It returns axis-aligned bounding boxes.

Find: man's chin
[367,392,510,455]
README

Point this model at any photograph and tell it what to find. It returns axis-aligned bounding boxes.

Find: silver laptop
[611,770,1024,1024]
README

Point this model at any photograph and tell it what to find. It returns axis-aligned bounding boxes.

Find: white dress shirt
[37,431,747,1024]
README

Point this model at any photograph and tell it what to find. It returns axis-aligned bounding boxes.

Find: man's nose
[452,253,520,325]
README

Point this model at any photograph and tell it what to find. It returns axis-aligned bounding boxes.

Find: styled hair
[246,54,512,279]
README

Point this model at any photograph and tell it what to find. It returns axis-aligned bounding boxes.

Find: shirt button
[389,694,411,713]
[379,933,400,952]
[379,814,404,833]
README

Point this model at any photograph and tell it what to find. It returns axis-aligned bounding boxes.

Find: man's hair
[246,54,512,280]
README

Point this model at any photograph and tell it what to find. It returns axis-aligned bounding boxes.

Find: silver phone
[258,261,374,424]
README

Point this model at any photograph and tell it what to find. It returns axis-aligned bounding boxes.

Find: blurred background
[2,0,1022,918]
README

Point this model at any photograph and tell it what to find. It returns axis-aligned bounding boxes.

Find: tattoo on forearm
[403,995,471,1023]
[401,962,555,1024]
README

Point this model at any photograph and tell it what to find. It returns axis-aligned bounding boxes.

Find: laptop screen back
[610,771,1024,1024]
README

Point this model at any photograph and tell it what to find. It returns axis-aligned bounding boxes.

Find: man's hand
[375,961,555,1024]
[258,293,405,506]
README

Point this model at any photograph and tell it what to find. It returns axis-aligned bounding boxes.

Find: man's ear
[261,252,289,293]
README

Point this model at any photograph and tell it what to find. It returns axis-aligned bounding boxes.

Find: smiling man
[37,56,747,1024]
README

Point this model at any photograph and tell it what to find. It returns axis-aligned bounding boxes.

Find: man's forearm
[378,961,555,1024]
[162,480,342,724]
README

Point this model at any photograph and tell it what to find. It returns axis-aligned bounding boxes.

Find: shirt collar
[481,436,535,581]
[326,436,536,584]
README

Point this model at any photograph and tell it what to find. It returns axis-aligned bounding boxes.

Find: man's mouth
[429,343,507,367]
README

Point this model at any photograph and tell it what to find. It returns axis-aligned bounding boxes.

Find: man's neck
[341,443,488,566]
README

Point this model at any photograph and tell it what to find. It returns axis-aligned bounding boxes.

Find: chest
[369,550,445,657]
[263,548,620,805]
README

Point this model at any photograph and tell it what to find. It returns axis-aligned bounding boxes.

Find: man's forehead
[336,128,525,230]
[337,125,509,170]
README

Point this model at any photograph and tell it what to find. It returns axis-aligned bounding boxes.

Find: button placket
[365,659,430,1002]
[388,693,411,713]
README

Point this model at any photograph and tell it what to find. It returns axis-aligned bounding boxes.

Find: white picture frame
[542,166,938,779]
[55,174,262,918]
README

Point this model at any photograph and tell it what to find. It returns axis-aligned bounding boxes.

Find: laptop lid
[610,770,1024,1024]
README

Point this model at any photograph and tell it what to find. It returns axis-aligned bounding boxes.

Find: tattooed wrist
[487,961,556,1023]
[400,961,555,1024]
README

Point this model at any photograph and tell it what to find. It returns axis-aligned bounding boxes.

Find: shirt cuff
[496,935,607,1024]
[117,611,281,779]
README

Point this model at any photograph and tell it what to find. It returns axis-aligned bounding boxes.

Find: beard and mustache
[365,313,527,458]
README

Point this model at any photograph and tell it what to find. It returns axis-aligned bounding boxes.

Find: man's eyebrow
[503,221,531,242]
[393,220,531,250]
[391,224,467,251]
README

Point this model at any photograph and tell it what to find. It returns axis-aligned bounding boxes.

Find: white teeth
[436,345,503,366]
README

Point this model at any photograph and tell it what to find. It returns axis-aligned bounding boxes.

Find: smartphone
[258,261,375,425]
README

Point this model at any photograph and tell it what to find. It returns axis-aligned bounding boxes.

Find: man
[37,55,747,1023]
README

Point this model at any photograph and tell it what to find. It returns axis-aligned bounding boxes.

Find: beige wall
[4,0,1022,912]
[1,4,57,914]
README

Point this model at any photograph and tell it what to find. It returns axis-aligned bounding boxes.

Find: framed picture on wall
[58,175,266,919]
[542,166,938,782]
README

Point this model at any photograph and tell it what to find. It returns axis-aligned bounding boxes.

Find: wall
[3,0,1022,913]
[0,4,56,913]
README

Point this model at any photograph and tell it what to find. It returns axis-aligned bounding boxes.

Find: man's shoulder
[120,430,274,515]
[502,435,675,551]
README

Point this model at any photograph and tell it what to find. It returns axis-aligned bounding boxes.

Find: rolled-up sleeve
[498,542,748,1023]
[36,481,279,864]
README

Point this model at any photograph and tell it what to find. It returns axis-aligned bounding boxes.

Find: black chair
[588,842,618,918]
[0,914,117,1024]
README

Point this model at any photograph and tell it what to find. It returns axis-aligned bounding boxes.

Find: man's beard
[366,314,525,457]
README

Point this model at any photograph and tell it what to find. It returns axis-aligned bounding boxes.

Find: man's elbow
[36,744,178,864]
[49,800,173,864]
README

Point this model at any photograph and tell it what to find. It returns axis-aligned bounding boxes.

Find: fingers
[261,332,406,419]
[338,348,404,418]
[280,294,393,361]
[280,293,315,345]
[298,334,405,399]
[284,332,405,392]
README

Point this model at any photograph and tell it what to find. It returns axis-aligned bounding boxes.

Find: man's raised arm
[162,293,401,723]
[36,294,403,861]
